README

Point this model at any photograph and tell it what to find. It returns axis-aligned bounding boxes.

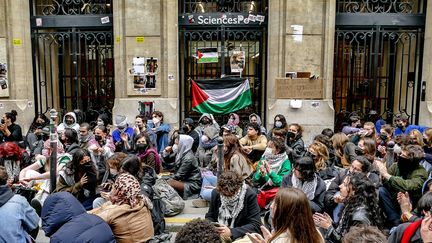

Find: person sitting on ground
[286,123,306,161]
[61,128,80,156]
[196,126,219,168]
[175,219,222,243]
[240,122,268,163]
[132,114,155,147]
[205,171,261,242]
[167,135,202,199]
[374,144,428,228]
[314,173,385,243]
[332,132,359,168]
[281,156,326,213]
[112,115,134,152]
[388,191,432,242]
[0,142,26,185]
[226,113,243,138]
[0,110,23,144]
[180,117,200,153]
[134,132,160,174]
[247,113,267,136]
[87,125,115,181]
[307,141,337,188]
[267,114,289,139]
[394,112,427,136]
[341,115,362,137]
[253,137,292,208]
[89,173,154,243]
[247,188,324,243]
[79,122,94,150]
[55,149,98,210]
[57,111,80,134]
[195,113,220,138]
[342,226,387,243]
[0,166,39,243]
[42,192,115,243]
[161,130,179,171]
[26,113,49,155]
[148,111,171,154]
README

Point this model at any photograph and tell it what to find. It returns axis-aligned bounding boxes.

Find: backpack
[153,178,185,216]
[151,197,167,235]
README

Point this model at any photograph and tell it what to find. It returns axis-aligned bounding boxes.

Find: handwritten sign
[276,78,323,99]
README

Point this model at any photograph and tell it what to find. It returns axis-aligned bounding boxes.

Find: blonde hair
[408,129,425,147]
[309,141,329,171]
[332,133,349,159]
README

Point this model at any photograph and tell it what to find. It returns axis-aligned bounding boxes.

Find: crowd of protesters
[2,108,432,243]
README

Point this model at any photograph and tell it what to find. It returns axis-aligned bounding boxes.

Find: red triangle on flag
[197,51,203,59]
[192,80,209,107]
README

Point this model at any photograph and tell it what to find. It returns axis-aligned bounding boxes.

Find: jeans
[379,186,401,227]
[200,174,217,201]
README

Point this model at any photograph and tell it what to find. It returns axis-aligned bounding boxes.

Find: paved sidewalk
[36,199,208,243]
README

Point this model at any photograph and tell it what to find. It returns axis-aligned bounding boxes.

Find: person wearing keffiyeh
[89,173,154,243]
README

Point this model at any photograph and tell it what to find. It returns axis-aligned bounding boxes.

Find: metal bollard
[386,140,395,168]
[217,136,224,179]
[49,109,58,193]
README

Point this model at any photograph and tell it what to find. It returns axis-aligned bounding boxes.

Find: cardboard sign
[275,78,323,99]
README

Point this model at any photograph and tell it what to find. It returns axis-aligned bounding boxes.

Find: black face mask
[305,151,316,161]
[95,135,103,142]
[37,134,43,140]
[397,124,405,129]
[201,119,211,125]
[398,156,417,174]
[136,143,148,151]
[287,131,296,139]
[356,124,362,128]
[379,133,388,141]
[424,138,429,145]
[182,125,190,133]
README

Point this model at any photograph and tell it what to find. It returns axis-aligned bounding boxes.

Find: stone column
[419,0,432,126]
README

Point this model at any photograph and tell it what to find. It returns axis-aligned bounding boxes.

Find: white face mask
[97,121,104,126]
[172,144,179,153]
[264,147,273,155]
[275,121,282,128]
[152,117,160,125]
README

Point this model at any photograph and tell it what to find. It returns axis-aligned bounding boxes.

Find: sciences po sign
[179,13,266,26]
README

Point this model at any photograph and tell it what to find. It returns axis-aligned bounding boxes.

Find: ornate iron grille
[180,0,267,14]
[334,0,426,129]
[33,0,112,16]
[179,26,266,124]
[337,0,425,14]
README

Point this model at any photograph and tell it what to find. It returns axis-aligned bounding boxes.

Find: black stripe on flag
[194,78,246,90]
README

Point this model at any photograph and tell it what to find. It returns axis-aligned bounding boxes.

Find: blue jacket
[149,122,171,153]
[394,125,427,136]
[42,192,115,243]
[0,185,39,243]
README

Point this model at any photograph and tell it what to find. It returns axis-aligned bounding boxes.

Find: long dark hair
[223,134,252,170]
[340,173,384,234]
[66,149,96,176]
[270,188,322,243]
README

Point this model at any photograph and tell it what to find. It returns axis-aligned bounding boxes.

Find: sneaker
[192,198,209,208]
[31,198,42,217]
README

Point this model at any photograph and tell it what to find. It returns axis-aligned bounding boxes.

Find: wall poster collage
[131,57,158,93]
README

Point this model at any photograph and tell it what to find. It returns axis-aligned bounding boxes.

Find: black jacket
[205,188,261,240]
[388,220,422,243]
[286,137,305,162]
[173,150,202,199]
[281,172,326,213]
[0,123,23,143]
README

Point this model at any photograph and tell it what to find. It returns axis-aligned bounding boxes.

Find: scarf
[263,152,287,174]
[111,173,145,208]
[4,159,20,181]
[218,182,248,228]
[291,173,318,200]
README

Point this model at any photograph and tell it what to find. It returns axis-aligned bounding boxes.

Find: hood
[227,113,240,126]
[198,113,212,123]
[0,185,14,207]
[204,126,219,140]
[42,192,86,237]
[175,135,194,164]
[423,177,432,194]
[249,113,262,126]
[62,112,77,127]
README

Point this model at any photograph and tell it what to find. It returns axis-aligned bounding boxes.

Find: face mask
[379,133,388,141]
[287,131,296,139]
[80,134,90,142]
[136,143,148,151]
[397,124,404,129]
[172,144,179,153]
[152,117,160,125]
[201,135,209,143]
[264,147,273,155]
[109,168,118,176]
[65,117,74,125]
[275,121,282,128]
[97,121,104,126]
[117,126,125,132]
[398,156,415,172]
[95,135,103,142]
[182,125,189,133]
[201,119,210,125]
[356,123,362,128]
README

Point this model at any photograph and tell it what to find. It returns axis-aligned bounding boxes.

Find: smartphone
[212,222,221,227]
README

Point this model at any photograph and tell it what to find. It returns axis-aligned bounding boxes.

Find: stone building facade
[0,0,431,142]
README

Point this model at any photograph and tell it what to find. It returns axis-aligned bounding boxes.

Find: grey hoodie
[57,112,80,134]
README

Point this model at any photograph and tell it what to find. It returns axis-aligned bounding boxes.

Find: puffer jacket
[42,192,115,243]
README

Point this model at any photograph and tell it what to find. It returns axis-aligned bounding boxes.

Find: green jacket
[253,158,291,187]
[384,164,428,205]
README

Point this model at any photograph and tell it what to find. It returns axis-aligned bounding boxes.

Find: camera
[1,119,4,124]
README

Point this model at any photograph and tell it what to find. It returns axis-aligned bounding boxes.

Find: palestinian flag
[192,78,252,114]
[196,47,218,64]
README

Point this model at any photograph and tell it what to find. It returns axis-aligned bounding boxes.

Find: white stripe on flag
[203,80,250,104]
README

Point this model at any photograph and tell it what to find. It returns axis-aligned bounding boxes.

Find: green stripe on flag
[198,57,218,64]
[193,89,252,114]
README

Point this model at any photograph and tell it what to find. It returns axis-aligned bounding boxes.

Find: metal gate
[30,0,114,120]
[333,0,426,129]
[179,0,268,124]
